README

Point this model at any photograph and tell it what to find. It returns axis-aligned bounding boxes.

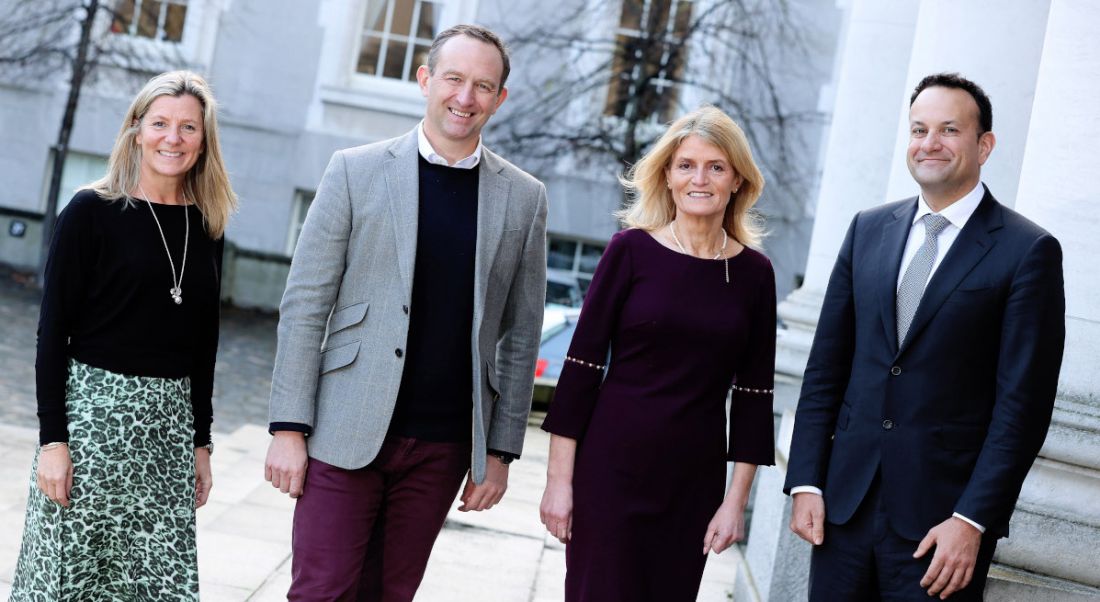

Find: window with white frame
[355,0,445,82]
[48,151,109,214]
[286,189,315,255]
[111,0,189,43]
[605,0,693,123]
[547,235,607,301]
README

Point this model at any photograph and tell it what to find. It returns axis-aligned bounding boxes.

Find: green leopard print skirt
[11,359,200,601]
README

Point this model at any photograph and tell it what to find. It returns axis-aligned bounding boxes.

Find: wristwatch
[487,451,514,465]
[197,442,214,456]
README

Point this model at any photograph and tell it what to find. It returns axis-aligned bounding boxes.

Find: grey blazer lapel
[384,131,420,294]
[474,149,512,324]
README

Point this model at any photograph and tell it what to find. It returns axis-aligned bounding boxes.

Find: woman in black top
[11,70,236,600]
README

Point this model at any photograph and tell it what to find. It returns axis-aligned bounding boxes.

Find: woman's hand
[703,499,746,555]
[37,444,73,507]
[195,447,213,508]
[540,477,574,544]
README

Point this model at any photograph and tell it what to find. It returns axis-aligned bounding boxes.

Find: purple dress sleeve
[541,230,634,441]
[728,257,777,464]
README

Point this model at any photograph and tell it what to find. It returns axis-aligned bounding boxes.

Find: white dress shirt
[417,121,482,169]
[791,181,988,534]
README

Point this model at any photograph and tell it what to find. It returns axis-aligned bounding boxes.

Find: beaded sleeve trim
[565,355,606,370]
[731,384,774,395]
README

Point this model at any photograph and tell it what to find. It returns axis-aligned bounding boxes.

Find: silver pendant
[171,286,182,305]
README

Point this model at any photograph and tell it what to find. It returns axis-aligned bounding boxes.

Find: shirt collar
[913,181,985,230]
[417,122,482,169]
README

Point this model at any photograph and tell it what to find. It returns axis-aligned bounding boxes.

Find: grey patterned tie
[896,213,951,345]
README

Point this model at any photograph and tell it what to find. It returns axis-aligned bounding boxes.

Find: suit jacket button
[402,305,409,315]
[395,348,403,358]
[882,419,894,430]
[890,366,902,376]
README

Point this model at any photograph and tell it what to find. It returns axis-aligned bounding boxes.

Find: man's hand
[539,477,573,544]
[265,431,309,498]
[194,447,213,508]
[914,516,982,599]
[789,491,826,545]
[37,445,73,507]
[458,454,509,511]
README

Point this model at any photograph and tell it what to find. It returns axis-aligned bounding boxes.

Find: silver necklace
[668,220,731,283]
[669,220,727,259]
[139,184,189,305]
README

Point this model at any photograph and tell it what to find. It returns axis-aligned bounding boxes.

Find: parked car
[532,305,582,404]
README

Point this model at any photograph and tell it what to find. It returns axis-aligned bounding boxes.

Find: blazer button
[890,366,902,376]
[882,419,894,430]
[395,348,403,358]
[402,305,409,315]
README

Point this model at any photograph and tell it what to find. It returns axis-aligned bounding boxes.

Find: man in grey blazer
[264,25,547,601]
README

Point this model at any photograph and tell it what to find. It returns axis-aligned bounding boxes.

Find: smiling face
[665,135,742,221]
[135,93,205,185]
[416,34,508,161]
[906,86,995,207]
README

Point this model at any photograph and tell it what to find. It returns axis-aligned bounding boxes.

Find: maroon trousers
[287,436,470,602]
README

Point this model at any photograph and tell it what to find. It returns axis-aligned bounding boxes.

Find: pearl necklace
[668,220,731,283]
[139,184,189,305]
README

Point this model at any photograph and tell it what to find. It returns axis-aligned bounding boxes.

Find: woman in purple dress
[540,106,777,601]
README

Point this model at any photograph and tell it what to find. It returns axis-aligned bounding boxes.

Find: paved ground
[0,268,741,600]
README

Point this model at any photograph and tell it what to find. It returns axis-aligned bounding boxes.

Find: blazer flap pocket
[320,340,361,375]
[329,302,369,334]
[937,424,987,450]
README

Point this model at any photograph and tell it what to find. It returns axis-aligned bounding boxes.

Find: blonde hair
[87,70,236,239]
[618,106,766,248]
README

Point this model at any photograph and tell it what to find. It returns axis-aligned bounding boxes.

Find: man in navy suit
[784,73,1065,600]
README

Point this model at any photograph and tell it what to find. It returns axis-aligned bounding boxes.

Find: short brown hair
[427,24,510,91]
[910,72,992,136]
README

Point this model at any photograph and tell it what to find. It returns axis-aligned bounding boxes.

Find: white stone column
[738,1,921,599]
[985,1,1100,597]
[774,0,921,386]
[883,0,1052,207]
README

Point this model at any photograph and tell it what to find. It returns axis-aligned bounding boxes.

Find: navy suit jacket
[784,188,1065,541]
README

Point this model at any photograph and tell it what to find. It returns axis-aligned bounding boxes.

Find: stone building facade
[740,1,1100,600]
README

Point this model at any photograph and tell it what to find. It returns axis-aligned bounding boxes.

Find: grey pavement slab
[0,272,741,600]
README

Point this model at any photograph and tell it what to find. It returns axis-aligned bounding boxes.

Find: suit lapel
[473,149,511,324]
[878,199,918,355]
[384,131,420,295]
[895,190,1001,358]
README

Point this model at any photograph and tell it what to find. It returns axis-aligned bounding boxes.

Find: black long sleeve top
[35,189,222,446]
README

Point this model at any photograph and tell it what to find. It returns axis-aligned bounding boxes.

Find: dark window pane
[138,0,161,39]
[408,43,431,80]
[578,244,604,273]
[391,0,414,36]
[548,240,578,270]
[619,0,643,31]
[416,1,442,39]
[604,34,639,117]
[363,0,389,33]
[356,36,384,75]
[112,0,135,34]
[163,3,186,42]
[646,0,672,35]
[382,40,408,79]
[673,0,692,35]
